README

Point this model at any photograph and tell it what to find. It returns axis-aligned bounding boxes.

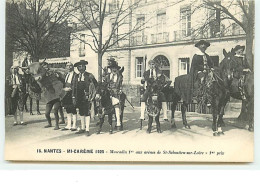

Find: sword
[125,95,134,110]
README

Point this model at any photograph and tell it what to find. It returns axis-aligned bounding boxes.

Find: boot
[62,113,71,130]
[71,114,77,130]
[162,102,168,121]
[140,102,145,120]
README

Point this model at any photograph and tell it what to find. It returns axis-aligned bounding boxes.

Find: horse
[219,49,254,131]
[23,72,41,115]
[95,82,126,134]
[140,80,163,134]
[26,62,65,130]
[170,51,232,136]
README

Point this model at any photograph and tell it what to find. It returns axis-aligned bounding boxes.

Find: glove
[243,68,251,72]
[203,70,207,73]
[211,68,214,71]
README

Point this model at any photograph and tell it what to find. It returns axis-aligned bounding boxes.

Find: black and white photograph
[4,0,254,162]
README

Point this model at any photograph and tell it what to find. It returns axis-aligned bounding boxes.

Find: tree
[72,0,145,81]
[7,0,76,62]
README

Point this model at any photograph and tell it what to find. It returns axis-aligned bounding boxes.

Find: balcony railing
[151,32,169,44]
[131,35,147,46]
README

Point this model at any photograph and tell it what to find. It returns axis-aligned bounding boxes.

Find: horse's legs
[181,102,190,129]
[212,98,220,136]
[96,117,104,134]
[29,97,33,115]
[53,101,61,130]
[108,114,113,134]
[36,99,41,115]
[171,102,177,129]
[45,103,53,128]
[155,114,162,133]
[217,99,228,127]
[24,93,29,112]
[120,103,125,131]
[147,116,153,134]
[59,105,65,124]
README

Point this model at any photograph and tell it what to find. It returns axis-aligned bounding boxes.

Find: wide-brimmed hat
[233,45,245,52]
[107,58,120,69]
[74,60,88,67]
[195,40,210,47]
[148,59,156,65]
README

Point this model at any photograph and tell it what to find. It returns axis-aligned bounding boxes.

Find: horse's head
[27,62,48,81]
[220,49,238,81]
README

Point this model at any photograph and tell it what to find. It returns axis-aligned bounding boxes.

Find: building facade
[70,0,247,104]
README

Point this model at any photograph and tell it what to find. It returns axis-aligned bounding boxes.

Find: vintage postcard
[4,0,254,162]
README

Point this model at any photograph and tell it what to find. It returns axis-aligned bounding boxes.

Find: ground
[4,101,254,162]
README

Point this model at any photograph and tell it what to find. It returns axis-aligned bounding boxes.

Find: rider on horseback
[232,45,251,100]
[140,59,168,121]
[190,40,214,107]
[103,58,123,129]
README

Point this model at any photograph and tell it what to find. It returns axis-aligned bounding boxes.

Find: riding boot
[140,102,145,120]
[71,114,77,130]
[64,113,72,130]
[85,116,90,136]
[115,107,121,127]
[162,102,168,120]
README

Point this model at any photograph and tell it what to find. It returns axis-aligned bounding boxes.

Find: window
[135,57,144,78]
[79,34,85,57]
[232,23,240,35]
[178,58,190,75]
[111,22,119,46]
[208,1,221,37]
[180,6,191,37]
[157,12,166,33]
[109,0,119,12]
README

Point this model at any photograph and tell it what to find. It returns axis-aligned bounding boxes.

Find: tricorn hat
[233,45,245,53]
[195,40,210,47]
[74,60,88,67]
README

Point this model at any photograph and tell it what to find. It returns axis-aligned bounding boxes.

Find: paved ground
[4,101,254,162]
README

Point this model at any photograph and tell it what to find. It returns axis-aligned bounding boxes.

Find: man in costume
[232,45,251,100]
[9,65,26,125]
[72,60,97,136]
[103,59,123,129]
[190,40,214,106]
[140,59,168,121]
[61,62,77,131]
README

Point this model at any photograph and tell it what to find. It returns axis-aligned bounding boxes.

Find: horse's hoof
[157,130,162,133]
[109,130,113,134]
[213,132,220,136]
[164,119,169,122]
[146,129,151,134]
[218,131,225,135]
[37,111,41,115]
[30,112,34,115]
[86,131,90,136]
[140,127,143,130]
[44,125,52,128]
[21,122,27,126]
[54,127,60,130]
[120,126,123,131]
[171,124,177,129]
[248,127,254,132]
[71,128,77,132]
[115,126,121,131]
[185,125,191,129]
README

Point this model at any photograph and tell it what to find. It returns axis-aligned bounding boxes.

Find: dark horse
[140,80,163,134]
[95,82,126,134]
[170,50,232,136]
[219,49,254,131]
[26,62,65,130]
[23,72,41,115]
